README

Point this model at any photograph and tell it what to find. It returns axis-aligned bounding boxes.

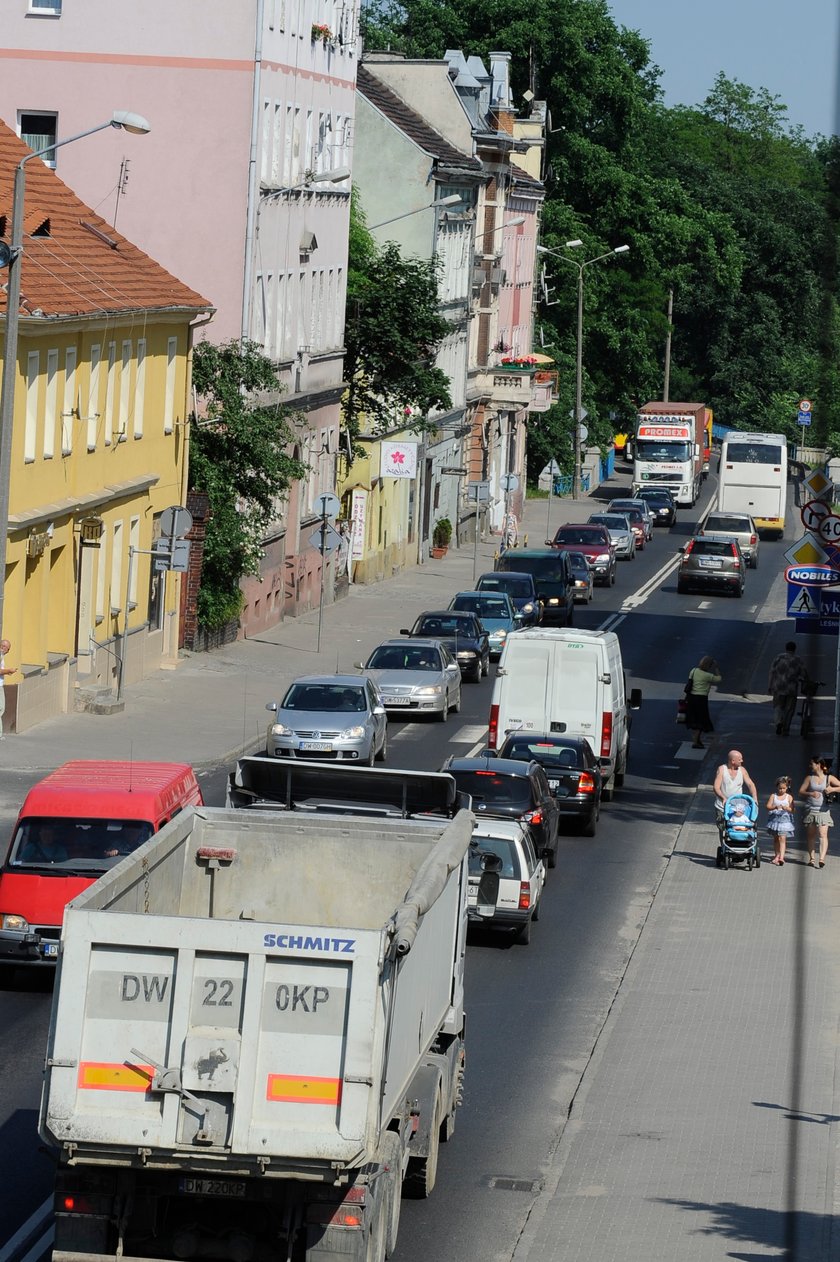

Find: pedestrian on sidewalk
[799,755,840,867]
[714,750,758,820]
[768,641,810,737]
[0,638,13,739]
[685,655,721,749]
[766,776,795,865]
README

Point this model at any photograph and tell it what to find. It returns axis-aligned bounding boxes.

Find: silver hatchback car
[266,674,388,763]
[702,510,760,568]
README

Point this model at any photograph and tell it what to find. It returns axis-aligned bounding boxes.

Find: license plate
[699,558,722,568]
[300,740,332,751]
[549,780,570,798]
[42,942,59,959]
[386,698,412,706]
[180,1178,247,1198]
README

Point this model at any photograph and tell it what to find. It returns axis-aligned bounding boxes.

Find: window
[43,349,58,459]
[62,347,76,454]
[96,527,107,619]
[104,341,116,444]
[25,351,39,462]
[29,0,62,13]
[163,337,177,433]
[118,340,131,441]
[19,111,57,165]
[111,519,123,613]
[133,339,146,438]
[129,517,140,604]
[87,344,101,451]
[147,514,164,630]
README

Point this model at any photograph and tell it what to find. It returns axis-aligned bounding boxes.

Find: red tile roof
[0,121,212,320]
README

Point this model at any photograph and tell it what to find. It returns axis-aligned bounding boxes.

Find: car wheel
[630,547,636,559]
[376,728,387,762]
[610,566,616,586]
[532,895,540,922]
[750,555,758,569]
[450,685,461,714]
[482,653,490,677]
[437,693,449,721]
[546,843,557,869]
[583,810,597,838]
[515,916,532,945]
[735,583,744,598]
[677,580,689,594]
[566,604,574,626]
[469,663,481,683]
[366,745,376,768]
[602,778,614,802]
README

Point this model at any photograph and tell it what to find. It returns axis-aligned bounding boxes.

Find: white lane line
[620,553,681,610]
[19,1229,53,1262]
[0,1200,52,1262]
[467,735,489,756]
[450,725,488,743]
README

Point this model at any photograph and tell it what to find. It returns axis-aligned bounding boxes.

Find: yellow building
[0,122,212,731]
[338,429,419,584]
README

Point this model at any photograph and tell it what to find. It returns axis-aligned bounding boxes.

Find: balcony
[529,370,559,413]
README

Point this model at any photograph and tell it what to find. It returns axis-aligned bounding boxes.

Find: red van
[0,761,202,968]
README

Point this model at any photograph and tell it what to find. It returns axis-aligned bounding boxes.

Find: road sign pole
[317,509,328,655]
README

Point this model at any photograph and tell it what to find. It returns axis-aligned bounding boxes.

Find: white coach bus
[718,431,788,535]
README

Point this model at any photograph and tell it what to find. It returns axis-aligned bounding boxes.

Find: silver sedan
[360,638,462,721]
[588,513,636,560]
[265,674,388,763]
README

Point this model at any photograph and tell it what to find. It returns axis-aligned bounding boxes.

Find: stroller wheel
[725,853,731,870]
[716,847,724,869]
[755,849,761,867]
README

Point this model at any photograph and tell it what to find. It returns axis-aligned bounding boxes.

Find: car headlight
[457,650,477,659]
[548,597,559,605]
[414,686,443,697]
[0,913,29,931]
[496,629,507,638]
[521,603,534,613]
[340,725,367,740]
[269,723,293,736]
[597,552,610,562]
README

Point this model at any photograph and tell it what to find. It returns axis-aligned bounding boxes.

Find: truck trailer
[40,764,476,1262]
[632,402,712,506]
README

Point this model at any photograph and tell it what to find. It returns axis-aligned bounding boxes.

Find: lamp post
[367,193,462,231]
[537,240,630,500]
[0,110,151,635]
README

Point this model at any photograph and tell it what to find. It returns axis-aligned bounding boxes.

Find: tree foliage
[189,341,307,628]
[362,0,839,474]
[344,191,452,445]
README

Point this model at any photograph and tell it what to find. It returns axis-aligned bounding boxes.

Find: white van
[487,629,642,799]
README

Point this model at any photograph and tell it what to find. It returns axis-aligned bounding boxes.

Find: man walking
[0,639,13,739]
[767,641,809,736]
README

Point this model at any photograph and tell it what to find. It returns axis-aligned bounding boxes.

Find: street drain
[489,1177,541,1193]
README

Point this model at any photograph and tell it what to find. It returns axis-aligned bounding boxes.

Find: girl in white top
[766,776,794,865]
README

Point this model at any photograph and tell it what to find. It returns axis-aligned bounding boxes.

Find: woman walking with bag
[799,755,840,867]
[685,655,721,749]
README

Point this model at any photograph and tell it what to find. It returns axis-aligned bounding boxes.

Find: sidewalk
[0,486,596,774]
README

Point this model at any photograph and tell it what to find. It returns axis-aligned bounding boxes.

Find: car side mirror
[399,628,410,635]
[266,701,277,713]
[544,539,553,546]
[629,688,642,709]
[354,661,365,670]
[373,705,386,716]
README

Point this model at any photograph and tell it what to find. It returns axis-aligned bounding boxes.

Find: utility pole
[663,287,674,403]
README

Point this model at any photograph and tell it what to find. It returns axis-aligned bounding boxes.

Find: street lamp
[537,240,630,500]
[367,193,463,231]
[473,216,526,246]
[0,111,151,635]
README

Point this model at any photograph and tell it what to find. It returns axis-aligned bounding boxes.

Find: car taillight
[730,543,739,559]
[600,712,612,758]
[683,540,694,556]
[578,772,596,793]
[518,882,531,910]
[523,809,543,825]
[488,704,499,750]
[749,534,757,545]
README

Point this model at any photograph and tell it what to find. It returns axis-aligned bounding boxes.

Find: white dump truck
[40,764,478,1262]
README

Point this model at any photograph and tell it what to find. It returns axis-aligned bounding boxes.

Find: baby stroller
[716,793,761,871]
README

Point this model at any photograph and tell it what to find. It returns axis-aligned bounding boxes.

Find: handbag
[684,672,694,696]
[676,697,687,724]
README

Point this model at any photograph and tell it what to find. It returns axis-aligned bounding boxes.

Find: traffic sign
[799,399,812,412]
[501,474,520,493]
[801,499,831,531]
[784,533,832,568]
[159,505,193,539]
[308,523,342,555]
[803,469,834,502]
[799,411,812,426]
[153,538,191,572]
[816,514,840,545]
[467,480,490,502]
[785,565,840,587]
[579,425,589,444]
[787,585,820,616]
[314,493,341,520]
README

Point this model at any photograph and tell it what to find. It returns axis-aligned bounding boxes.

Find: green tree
[189,341,307,628]
[344,193,452,445]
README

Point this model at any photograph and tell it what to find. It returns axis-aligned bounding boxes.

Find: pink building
[0,0,360,634]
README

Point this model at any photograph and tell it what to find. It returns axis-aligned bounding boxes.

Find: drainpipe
[241,0,265,344]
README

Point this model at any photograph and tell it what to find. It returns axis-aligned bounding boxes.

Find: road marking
[18,1229,53,1262]
[0,1200,52,1262]
[619,554,681,610]
[451,725,488,743]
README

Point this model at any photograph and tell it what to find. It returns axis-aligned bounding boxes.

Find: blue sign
[796,618,838,635]
[799,411,812,426]
[785,565,840,586]
[820,592,840,618]
[787,585,820,617]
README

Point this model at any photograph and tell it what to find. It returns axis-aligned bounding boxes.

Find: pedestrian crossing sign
[786,585,819,617]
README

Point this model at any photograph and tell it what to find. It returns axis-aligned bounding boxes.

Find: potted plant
[311,21,333,42]
[500,355,538,371]
[431,518,452,558]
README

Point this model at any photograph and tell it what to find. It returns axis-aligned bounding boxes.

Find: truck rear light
[600,713,613,759]
[578,772,596,793]
[518,882,531,910]
[307,1186,366,1229]
[60,1194,96,1213]
[488,704,499,750]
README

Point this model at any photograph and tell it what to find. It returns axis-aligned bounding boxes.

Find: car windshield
[9,817,154,871]
[453,771,532,811]
[591,515,627,530]
[640,491,671,504]
[479,576,532,598]
[452,596,510,618]
[501,739,582,769]
[468,837,518,879]
[554,528,604,546]
[415,615,474,637]
[282,684,367,711]
[706,515,751,533]
[367,646,438,671]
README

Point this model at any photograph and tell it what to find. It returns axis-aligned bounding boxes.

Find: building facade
[0,121,211,731]
[0,0,360,636]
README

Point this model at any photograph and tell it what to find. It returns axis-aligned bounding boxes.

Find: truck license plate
[300,740,332,751]
[42,942,59,959]
[180,1178,246,1198]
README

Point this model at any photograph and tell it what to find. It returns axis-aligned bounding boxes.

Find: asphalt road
[0,473,793,1260]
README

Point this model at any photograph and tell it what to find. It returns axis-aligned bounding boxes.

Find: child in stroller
[716,793,760,870]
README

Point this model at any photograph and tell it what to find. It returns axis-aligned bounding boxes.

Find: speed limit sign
[817,513,840,545]
[799,398,812,413]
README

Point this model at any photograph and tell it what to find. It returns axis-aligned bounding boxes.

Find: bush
[433,518,453,547]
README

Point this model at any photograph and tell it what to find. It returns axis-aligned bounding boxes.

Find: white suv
[467,819,545,945]
[702,511,759,568]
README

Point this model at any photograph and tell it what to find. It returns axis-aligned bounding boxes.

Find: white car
[467,819,545,945]
[588,512,636,560]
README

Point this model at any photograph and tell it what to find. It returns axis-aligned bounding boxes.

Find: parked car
[677,534,746,597]
[567,550,594,603]
[636,486,677,526]
[611,497,655,540]
[476,571,541,626]
[588,512,636,560]
[265,675,388,763]
[494,550,576,625]
[449,591,519,659]
[495,733,603,837]
[467,819,545,945]
[547,524,616,587]
[702,510,759,568]
[360,638,461,720]
[400,611,490,682]
[441,755,561,867]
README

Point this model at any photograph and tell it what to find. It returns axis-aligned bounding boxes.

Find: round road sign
[801,499,831,531]
[799,398,812,413]
[817,514,840,545]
